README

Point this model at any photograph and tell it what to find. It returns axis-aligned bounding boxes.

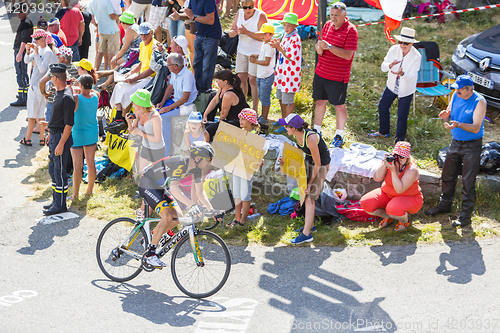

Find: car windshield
[472,25,500,55]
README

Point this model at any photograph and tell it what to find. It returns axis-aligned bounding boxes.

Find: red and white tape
[355,4,500,28]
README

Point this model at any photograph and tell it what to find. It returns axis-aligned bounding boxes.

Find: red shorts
[360,188,423,217]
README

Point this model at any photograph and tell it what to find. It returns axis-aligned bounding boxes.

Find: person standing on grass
[270,13,301,133]
[226,108,263,228]
[43,64,75,216]
[369,27,421,143]
[360,141,423,231]
[70,75,99,199]
[278,114,330,244]
[313,2,358,148]
[20,30,53,148]
[228,0,267,112]
[249,22,276,125]
[425,75,486,228]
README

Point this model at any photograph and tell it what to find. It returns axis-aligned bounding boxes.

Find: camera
[386,155,395,163]
[127,113,136,120]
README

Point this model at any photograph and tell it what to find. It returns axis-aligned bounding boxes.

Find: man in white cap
[106,22,159,134]
[48,18,68,46]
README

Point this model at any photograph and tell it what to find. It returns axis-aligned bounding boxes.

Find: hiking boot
[451,216,471,228]
[290,232,313,245]
[425,205,451,216]
[104,119,127,134]
[10,97,26,107]
[145,254,166,267]
[330,134,344,148]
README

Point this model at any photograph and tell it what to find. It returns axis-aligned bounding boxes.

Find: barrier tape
[355,4,500,27]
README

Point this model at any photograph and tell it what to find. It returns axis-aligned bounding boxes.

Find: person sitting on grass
[278,113,330,244]
[360,141,423,231]
[226,108,263,228]
[70,74,100,199]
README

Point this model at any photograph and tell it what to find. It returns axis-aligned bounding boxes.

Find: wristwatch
[193,14,197,20]
[328,44,332,50]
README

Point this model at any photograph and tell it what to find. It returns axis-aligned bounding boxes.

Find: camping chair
[413,41,455,115]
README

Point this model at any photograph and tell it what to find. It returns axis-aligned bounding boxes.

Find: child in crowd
[250,23,276,126]
[226,108,263,228]
[184,111,209,151]
[270,13,301,132]
[70,75,100,199]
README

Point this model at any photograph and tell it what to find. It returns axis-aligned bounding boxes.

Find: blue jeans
[257,73,274,107]
[14,50,29,92]
[167,17,185,38]
[378,87,414,142]
[46,102,53,123]
[160,99,179,157]
[69,39,80,62]
[193,36,220,92]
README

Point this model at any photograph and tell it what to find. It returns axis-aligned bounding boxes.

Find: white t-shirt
[110,0,123,15]
[256,42,276,79]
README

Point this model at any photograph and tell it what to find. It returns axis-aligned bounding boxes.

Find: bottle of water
[247,213,262,220]
[159,229,175,247]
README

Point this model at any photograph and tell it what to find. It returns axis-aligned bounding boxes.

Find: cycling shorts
[138,186,179,215]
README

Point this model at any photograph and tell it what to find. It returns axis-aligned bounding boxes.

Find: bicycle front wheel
[171,230,231,298]
[96,217,148,282]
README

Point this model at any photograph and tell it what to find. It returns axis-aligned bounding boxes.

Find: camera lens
[386,155,395,163]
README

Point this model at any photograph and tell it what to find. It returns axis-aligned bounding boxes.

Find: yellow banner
[212,121,266,181]
[280,142,307,204]
[105,133,136,172]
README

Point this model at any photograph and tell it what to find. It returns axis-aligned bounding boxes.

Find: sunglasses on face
[398,41,410,45]
[242,5,254,9]
[34,36,43,41]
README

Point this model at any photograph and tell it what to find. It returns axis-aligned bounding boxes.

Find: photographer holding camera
[360,141,423,231]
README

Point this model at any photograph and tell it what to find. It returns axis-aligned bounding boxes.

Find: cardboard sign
[280,142,307,204]
[212,122,266,181]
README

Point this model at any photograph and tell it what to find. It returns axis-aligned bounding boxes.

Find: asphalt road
[1,3,500,332]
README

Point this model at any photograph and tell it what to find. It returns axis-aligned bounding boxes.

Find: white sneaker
[145,254,166,267]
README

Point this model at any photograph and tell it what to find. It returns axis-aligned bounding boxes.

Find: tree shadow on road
[259,247,397,332]
[91,280,226,327]
[436,225,486,284]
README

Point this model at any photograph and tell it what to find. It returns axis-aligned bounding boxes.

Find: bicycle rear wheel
[96,217,148,282]
[171,230,231,298]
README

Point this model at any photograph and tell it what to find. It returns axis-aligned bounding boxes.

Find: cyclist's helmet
[189,141,215,162]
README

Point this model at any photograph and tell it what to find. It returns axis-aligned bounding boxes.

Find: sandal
[394,222,410,231]
[369,132,390,138]
[40,139,45,146]
[379,218,393,228]
[226,219,239,227]
[229,221,246,228]
[20,138,32,146]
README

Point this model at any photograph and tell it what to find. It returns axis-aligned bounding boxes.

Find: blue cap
[188,111,203,123]
[138,22,153,35]
[451,75,474,89]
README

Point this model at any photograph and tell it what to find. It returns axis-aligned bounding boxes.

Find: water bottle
[159,229,175,247]
[247,213,262,220]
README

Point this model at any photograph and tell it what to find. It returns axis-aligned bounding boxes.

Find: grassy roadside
[30,10,500,246]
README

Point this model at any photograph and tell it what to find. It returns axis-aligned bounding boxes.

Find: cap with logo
[278,113,304,128]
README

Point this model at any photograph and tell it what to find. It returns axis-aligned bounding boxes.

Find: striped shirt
[316,19,358,83]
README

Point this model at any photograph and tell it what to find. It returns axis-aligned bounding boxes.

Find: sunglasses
[242,5,254,9]
[398,41,411,45]
[331,3,346,10]
[34,36,43,41]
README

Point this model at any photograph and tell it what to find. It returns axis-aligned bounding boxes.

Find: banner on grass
[212,121,266,181]
[280,142,307,204]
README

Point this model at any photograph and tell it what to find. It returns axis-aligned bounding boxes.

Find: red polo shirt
[316,19,358,83]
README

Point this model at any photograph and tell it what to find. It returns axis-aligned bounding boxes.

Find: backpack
[297,25,316,40]
[335,200,378,223]
[97,161,128,182]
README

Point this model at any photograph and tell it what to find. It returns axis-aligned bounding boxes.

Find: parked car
[451,24,500,109]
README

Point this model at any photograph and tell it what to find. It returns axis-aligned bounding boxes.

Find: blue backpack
[297,25,316,40]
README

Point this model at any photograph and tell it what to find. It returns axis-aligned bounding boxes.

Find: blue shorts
[257,73,274,107]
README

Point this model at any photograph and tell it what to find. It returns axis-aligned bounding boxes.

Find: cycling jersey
[141,156,203,189]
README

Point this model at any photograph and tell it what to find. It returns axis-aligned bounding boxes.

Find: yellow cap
[255,23,275,34]
[73,58,93,72]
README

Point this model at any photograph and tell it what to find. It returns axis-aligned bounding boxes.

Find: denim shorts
[257,73,274,107]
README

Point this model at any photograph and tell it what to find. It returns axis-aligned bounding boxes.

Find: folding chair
[413,41,455,115]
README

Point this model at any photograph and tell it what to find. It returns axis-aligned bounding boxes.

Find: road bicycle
[96,200,231,299]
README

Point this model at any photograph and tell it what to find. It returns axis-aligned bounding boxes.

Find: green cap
[120,11,135,25]
[130,89,152,108]
[281,12,298,26]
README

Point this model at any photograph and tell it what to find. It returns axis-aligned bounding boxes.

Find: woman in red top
[360,141,423,231]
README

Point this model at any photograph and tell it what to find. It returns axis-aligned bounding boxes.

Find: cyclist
[139,141,217,267]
